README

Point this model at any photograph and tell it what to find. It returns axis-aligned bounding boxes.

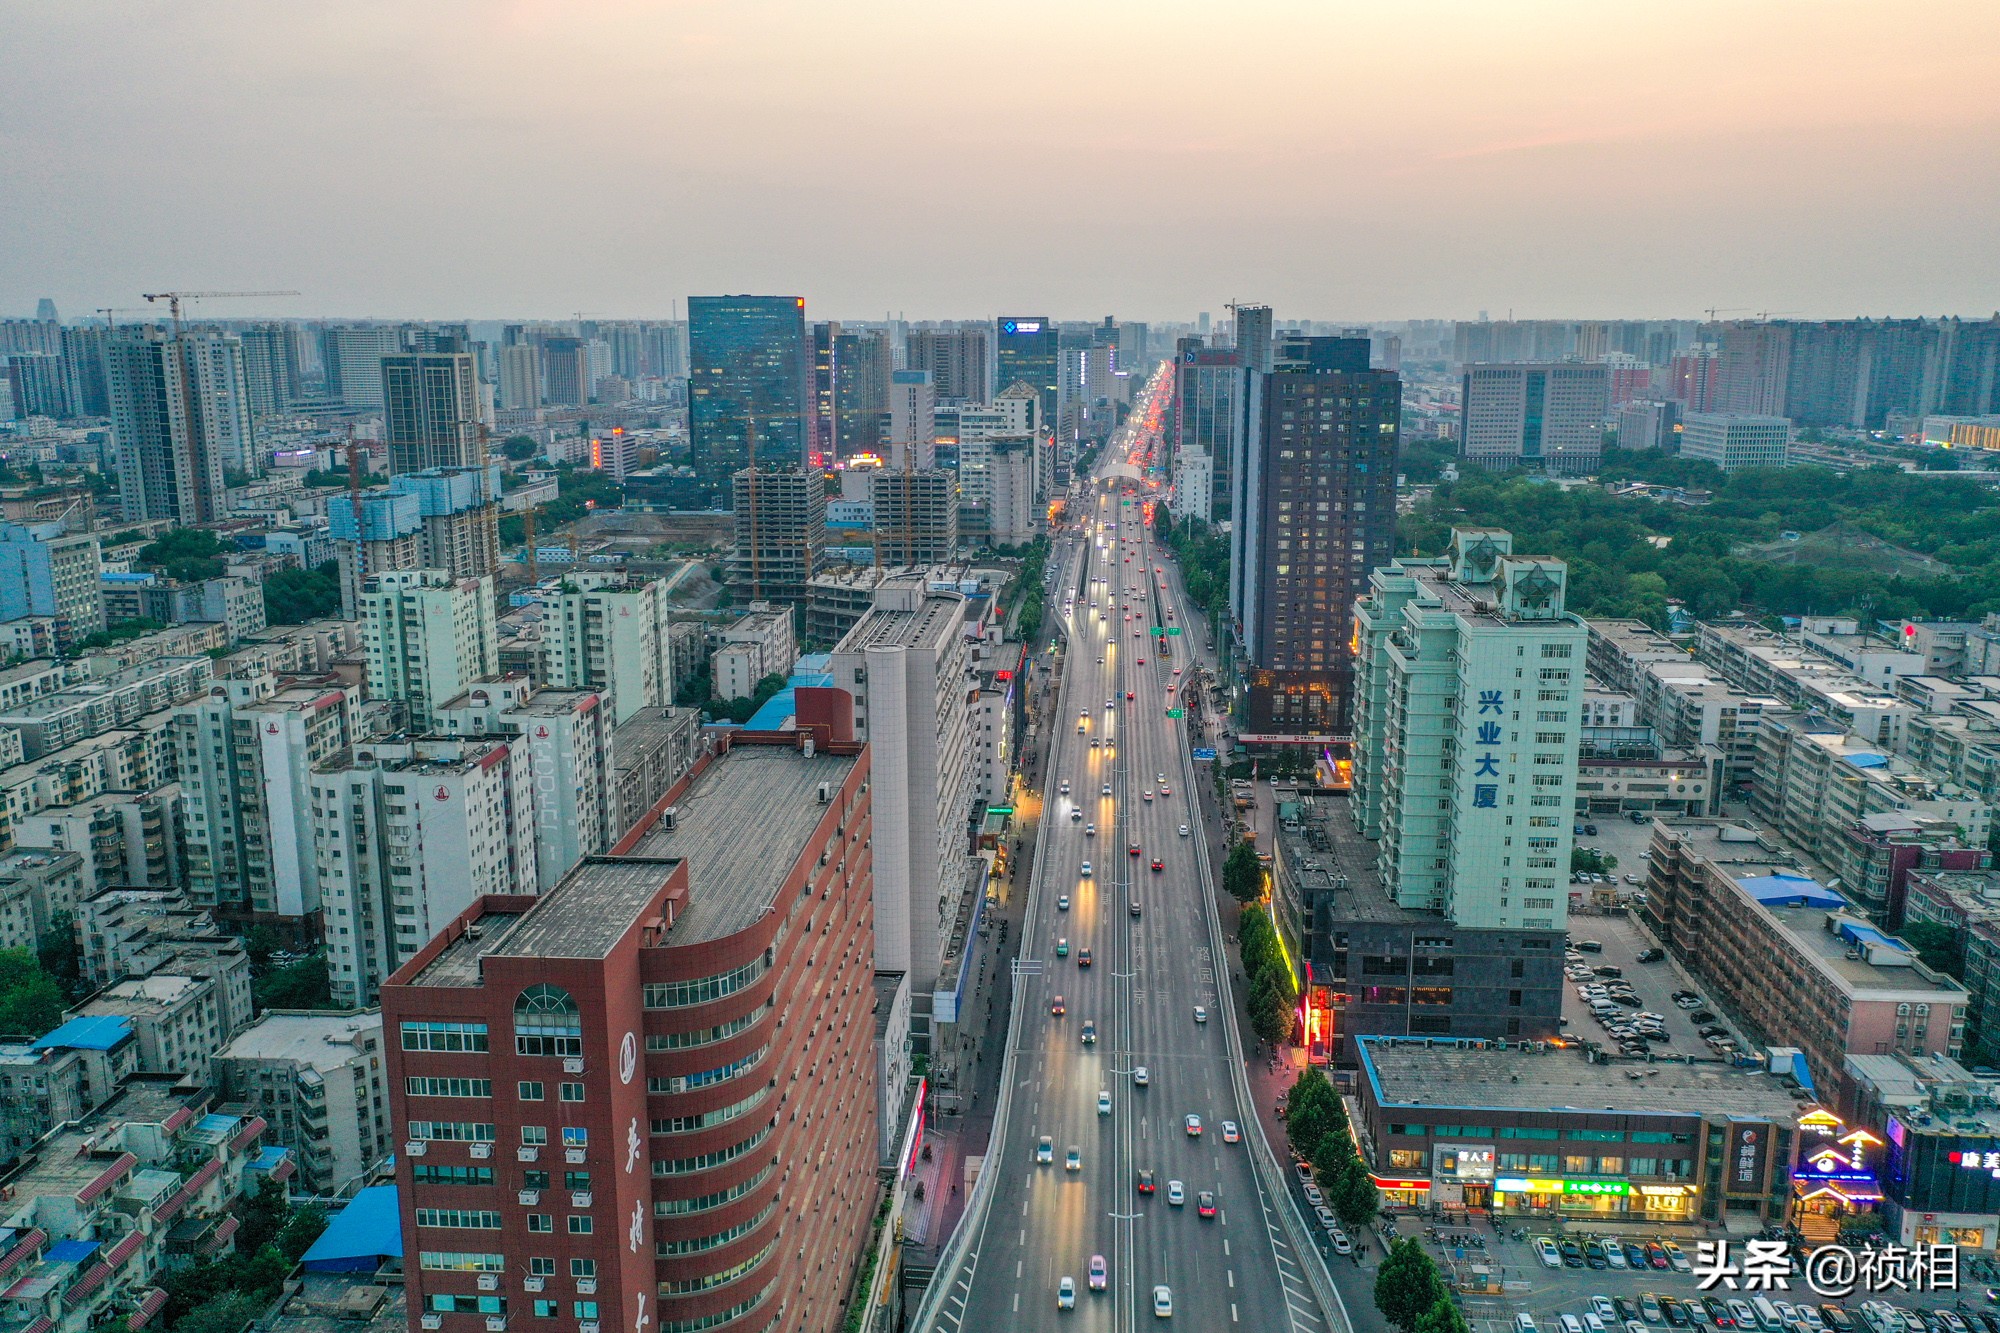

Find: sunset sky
[3,0,1995,322]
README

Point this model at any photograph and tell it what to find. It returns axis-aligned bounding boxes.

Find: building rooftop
[632,745,857,944]
[837,584,968,653]
[1290,793,1425,925]
[216,1010,379,1070]
[1359,1037,1813,1121]
[490,858,679,961]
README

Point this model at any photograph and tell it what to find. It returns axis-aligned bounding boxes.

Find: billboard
[1729,1121,1769,1193]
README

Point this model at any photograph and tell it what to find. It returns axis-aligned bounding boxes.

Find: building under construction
[725,465,826,609]
[870,466,957,567]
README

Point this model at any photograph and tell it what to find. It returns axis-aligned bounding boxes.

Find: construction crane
[141,290,299,332]
[93,307,148,329]
[1702,307,1749,322]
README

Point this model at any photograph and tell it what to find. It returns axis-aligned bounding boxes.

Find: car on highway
[1136,1169,1154,1194]
[1221,1121,1240,1143]
[1152,1286,1173,1319]
[1059,780,1070,795]
[1088,1256,1107,1292]
[1184,1114,1202,1136]
[1079,863,1091,878]
[1196,1191,1216,1218]
[1101,784,1112,795]
[1130,899,1141,917]
[1129,842,1142,856]
[1166,1180,1184,1206]
[1141,788,1153,801]
[1151,857,1164,872]
[1097,1091,1111,1116]
[1050,995,1064,1016]
[1084,823,1095,836]
[1160,783,1171,795]
[1057,1277,1075,1310]
[1193,1006,1208,1024]
[1065,1145,1081,1172]
[1126,690,1135,701]
[1037,1136,1053,1164]
[1134,1066,1149,1086]
[1080,1021,1097,1044]
[1056,937,1069,956]
[1179,823,1190,836]
[1058,894,1070,911]
[1079,947,1093,967]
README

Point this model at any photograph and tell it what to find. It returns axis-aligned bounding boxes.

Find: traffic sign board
[1166,626,1182,636]
[1152,626,1165,636]
[1191,748,1217,761]
[1166,708,1184,719]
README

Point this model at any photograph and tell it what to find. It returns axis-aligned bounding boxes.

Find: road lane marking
[1227,1270,1235,1288]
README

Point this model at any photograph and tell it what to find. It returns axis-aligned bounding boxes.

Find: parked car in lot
[1534,1237,1562,1269]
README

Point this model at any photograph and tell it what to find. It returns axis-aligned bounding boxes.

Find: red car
[1125,690,1135,700]
[1078,947,1093,968]
[1151,858,1164,872]
[1129,844,1142,857]
[1136,1169,1155,1194]
[1137,658,1145,665]
[1196,1191,1216,1218]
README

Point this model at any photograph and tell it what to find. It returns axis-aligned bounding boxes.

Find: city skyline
[3,3,1997,320]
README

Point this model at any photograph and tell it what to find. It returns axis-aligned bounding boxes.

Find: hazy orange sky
[3,0,1996,322]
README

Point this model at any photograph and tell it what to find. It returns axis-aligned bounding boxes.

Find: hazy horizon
[4,1,1997,324]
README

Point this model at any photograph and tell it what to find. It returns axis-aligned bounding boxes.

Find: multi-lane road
[923,422,1339,1331]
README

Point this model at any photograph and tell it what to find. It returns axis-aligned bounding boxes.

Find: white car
[1088,1255,1107,1292]
[1133,1066,1150,1086]
[1059,781,1070,795]
[1330,1230,1353,1255]
[1220,1121,1240,1143]
[1080,862,1092,877]
[1057,1276,1075,1310]
[1097,1090,1112,1116]
[1192,1006,1208,1024]
[1058,894,1070,911]
[1166,1179,1185,1206]
[1179,824,1190,837]
[1153,1285,1173,1319]
[1037,1135,1054,1164]
[1101,784,1112,796]
[1084,823,1096,836]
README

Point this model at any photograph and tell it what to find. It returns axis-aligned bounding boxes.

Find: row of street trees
[1284,1066,1376,1230]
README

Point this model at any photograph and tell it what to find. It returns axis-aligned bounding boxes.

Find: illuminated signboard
[1001,320,1043,335]
[1494,1177,1629,1196]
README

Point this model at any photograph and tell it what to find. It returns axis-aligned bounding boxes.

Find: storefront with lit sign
[1873,1109,2000,1250]
[1789,1108,1885,1238]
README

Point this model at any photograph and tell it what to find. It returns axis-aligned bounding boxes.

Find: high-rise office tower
[0,519,104,649]
[239,323,301,421]
[1173,338,1244,524]
[358,570,498,730]
[869,468,957,566]
[831,575,976,1086]
[810,320,841,465]
[106,326,252,524]
[1234,303,1274,373]
[320,326,407,409]
[1117,321,1151,375]
[1231,335,1400,737]
[835,328,892,459]
[383,726,879,1333]
[726,467,826,608]
[995,316,1059,434]
[383,353,482,473]
[538,571,673,726]
[888,368,936,469]
[906,326,990,403]
[688,295,811,495]
[382,352,498,579]
[1352,527,1584,932]
[540,336,589,407]
[171,673,362,936]
[496,343,542,410]
[1458,362,1609,475]
[60,325,110,418]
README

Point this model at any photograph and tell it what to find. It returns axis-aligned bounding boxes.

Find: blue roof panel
[302,1186,404,1272]
[1738,874,1845,909]
[32,1015,132,1052]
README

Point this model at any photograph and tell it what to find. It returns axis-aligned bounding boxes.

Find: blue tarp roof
[32,1015,132,1052]
[744,688,799,732]
[302,1186,403,1273]
[1844,752,1890,769]
[46,1240,98,1265]
[1837,920,1911,955]
[1786,1051,1817,1094]
[1738,874,1845,909]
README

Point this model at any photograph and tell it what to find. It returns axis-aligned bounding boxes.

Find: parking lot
[1560,911,1752,1060]
[1426,1220,1998,1333]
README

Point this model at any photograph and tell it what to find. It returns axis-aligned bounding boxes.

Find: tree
[263,561,342,625]
[0,948,67,1037]
[138,528,229,583]
[1330,1156,1380,1228]
[1900,920,1961,976]
[1223,840,1264,903]
[1375,1238,1448,1332]
[501,435,540,461]
[36,911,80,998]
[1249,968,1294,1044]
[172,1293,261,1333]
[1415,1295,1471,1333]
[253,953,333,1011]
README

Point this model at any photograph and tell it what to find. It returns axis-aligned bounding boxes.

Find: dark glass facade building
[1231,336,1400,737]
[689,296,810,503]
[994,316,1059,434]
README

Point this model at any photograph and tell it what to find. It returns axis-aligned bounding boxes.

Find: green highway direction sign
[1152,626,1165,636]
[1166,708,1184,719]
[1166,626,1182,636]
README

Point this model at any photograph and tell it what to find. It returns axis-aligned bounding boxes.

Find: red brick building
[383,722,877,1333]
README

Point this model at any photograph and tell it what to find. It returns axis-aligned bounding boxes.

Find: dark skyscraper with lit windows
[1231,335,1400,738]
[994,316,1059,431]
[688,296,810,504]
